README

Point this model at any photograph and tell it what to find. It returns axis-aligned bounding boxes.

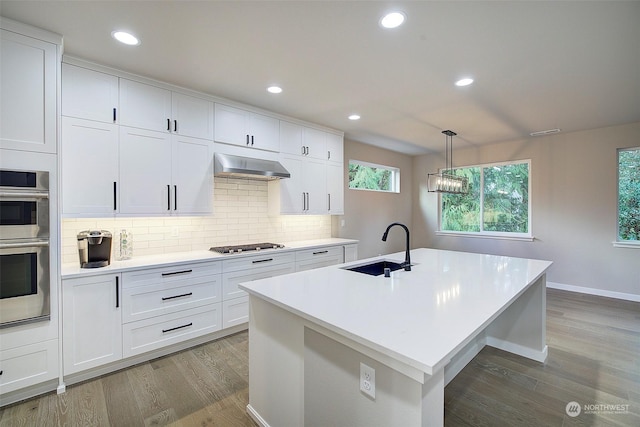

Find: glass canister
[118,229,133,260]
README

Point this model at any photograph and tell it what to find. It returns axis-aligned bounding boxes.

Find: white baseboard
[246,404,271,427]
[546,281,640,302]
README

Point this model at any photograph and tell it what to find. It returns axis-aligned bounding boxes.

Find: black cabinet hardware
[167,118,171,131]
[252,258,273,264]
[113,108,117,123]
[162,292,193,301]
[167,185,171,210]
[313,250,329,255]
[174,120,177,132]
[113,182,117,210]
[162,322,192,333]
[174,185,177,210]
[161,269,193,277]
[115,276,120,308]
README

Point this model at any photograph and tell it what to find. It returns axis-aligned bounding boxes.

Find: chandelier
[427,130,469,194]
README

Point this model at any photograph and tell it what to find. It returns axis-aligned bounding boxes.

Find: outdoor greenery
[348,162,396,192]
[442,162,530,234]
[618,148,640,241]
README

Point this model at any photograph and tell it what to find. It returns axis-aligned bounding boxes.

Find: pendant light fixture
[427,130,469,194]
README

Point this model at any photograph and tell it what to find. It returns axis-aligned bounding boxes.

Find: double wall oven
[0,169,51,328]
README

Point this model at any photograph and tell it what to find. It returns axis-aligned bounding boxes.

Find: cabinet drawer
[0,339,58,395]
[222,251,294,273]
[122,303,221,358]
[122,275,222,324]
[295,246,343,262]
[122,261,222,289]
[222,263,295,300]
[222,296,249,328]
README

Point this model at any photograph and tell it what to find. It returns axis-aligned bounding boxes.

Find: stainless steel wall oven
[0,169,51,328]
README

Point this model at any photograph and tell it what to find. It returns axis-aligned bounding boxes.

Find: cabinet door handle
[167,185,171,210]
[167,118,171,131]
[328,150,330,160]
[328,193,331,211]
[162,322,192,333]
[115,276,120,308]
[113,182,117,211]
[252,258,273,264]
[174,120,177,132]
[113,108,117,123]
[162,292,193,301]
[161,269,193,277]
[246,135,250,145]
[313,250,329,255]
[251,135,254,146]
[301,146,306,155]
[174,185,177,211]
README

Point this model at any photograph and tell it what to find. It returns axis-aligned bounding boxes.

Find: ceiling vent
[529,128,561,137]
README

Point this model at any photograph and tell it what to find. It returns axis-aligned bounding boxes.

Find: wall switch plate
[360,362,375,399]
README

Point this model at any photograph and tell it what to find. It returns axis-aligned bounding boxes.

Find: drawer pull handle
[162,322,193,333]
[313,250,329,255]
[252,258,273,264]
[161,269,193,277]
[162,292,193,301]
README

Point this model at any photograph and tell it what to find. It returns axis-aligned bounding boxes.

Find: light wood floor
[1,289,638,426]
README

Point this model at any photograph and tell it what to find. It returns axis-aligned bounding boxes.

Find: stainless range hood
[214,153,290,180]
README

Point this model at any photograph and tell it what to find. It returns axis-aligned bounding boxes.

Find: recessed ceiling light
[267,86,283,94]
[348,114,361,121]
[380,12,406,29]
[455,78,474,87]
[111,30,140,46]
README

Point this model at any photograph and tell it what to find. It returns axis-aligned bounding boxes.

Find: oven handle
[0,240,49,249]
[0,191,49,199]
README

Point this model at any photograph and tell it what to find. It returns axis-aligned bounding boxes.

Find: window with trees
[348,160,400,193]
[439,160,531,238]
[618,147,640,243]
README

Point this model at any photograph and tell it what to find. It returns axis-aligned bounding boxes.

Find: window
[618,147,640,244]
[348,160,400,193]
[439,160,531,239]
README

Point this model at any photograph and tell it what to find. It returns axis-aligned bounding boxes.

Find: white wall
[333,139,413,259]
[61,177,331,264]
[412,122,640,299]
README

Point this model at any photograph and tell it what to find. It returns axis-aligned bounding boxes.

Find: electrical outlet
[360,362,375,399]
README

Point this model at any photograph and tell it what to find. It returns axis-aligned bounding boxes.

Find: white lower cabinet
[121,262,222,357]
[122,304,221,358]
[295,246,344,272]
[59,243,356,381]
[62,274,122,375]
[0,339,58,395]
[221,252,296,327]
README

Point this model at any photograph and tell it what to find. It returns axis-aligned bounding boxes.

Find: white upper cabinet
[119,79,173,133]
[119,127,173,214]
[326,161,344,215]
[0,27,58,154]
[326,132,344,163]
[214,103,279,152]
[279,121,326,160]
[61,117,119,216]
[171,134,213,214]
[171,92,214,140]
[62,63,118,123]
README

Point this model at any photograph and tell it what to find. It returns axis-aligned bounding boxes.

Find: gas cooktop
[209,242,285,254]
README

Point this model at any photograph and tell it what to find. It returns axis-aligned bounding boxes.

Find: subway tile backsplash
[61,177,332,264]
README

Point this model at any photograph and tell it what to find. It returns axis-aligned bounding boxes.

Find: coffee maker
[77,230,112,268]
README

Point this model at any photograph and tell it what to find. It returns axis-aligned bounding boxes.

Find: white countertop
[61,238,358,278]
[239,248,552,374]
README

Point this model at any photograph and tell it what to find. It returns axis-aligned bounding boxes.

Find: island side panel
[484,274,548,362]
[304,328,424,427]
[247,296,305,427]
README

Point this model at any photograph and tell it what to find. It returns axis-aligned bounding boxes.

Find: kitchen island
[239,248,552,427]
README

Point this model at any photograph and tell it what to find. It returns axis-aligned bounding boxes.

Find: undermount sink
[343,260,408,276]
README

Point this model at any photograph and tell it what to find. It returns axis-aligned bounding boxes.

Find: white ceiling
[2,1,639,155]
